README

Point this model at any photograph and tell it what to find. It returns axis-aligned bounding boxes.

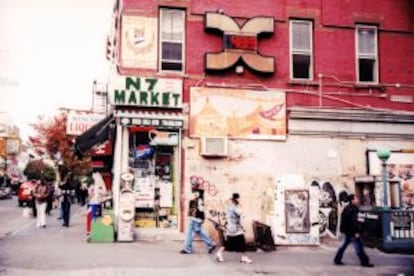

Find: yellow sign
[0,139,5,156]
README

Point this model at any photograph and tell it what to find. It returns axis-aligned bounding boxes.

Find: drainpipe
[318,73,323,107]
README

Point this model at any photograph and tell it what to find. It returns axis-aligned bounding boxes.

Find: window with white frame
[290,20,313,80]
[159,8,185,72]
[356,25,378,83]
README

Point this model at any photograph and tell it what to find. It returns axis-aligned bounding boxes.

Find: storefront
[107,75,185,236]
[113,109,184,230]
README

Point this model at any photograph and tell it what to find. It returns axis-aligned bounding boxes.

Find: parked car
[18,180,37,207]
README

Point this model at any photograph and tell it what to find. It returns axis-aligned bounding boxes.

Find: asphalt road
[0,196,413,276]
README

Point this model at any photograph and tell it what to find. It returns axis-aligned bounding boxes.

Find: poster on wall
[368,150,414,209]
[159,180,173,208]
[134,177,155,208]
[190,87,286,140]
[121,15,157,69]
[284,189,310,233]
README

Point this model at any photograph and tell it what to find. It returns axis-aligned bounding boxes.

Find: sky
[0,0,114,140]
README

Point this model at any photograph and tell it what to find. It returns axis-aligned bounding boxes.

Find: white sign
[66,112,105,136]
[159,180,173,207]
[149,130,179,145]
[134,177,155,208]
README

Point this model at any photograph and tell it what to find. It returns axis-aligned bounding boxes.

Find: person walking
[180,189,216,254]
[59,171,73,227]
[333,194,374,267]
[215,193,252,264]
[33,177,50,228]
[46,182,54,215]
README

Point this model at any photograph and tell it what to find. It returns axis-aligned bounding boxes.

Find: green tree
[23,160,57,182]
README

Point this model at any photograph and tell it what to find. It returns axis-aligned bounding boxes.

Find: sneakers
[240,256,253,264]
[361,263,374,268]
[215,252,224,262]
[208,245,216,254]
[179,249,190,254]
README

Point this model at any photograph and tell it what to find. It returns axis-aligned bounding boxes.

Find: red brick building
[96,0,414,245]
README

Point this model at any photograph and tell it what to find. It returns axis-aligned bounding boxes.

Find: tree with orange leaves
[30,112,92,181]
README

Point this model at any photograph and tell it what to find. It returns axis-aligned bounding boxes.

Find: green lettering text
[140,91,148,105]
[114,90,125,103]
[150,92,159,105]
[126,77,140,90]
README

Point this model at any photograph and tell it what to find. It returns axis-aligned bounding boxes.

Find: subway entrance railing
[359,209,414,253]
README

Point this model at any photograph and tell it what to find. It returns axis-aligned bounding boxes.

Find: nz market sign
[108,76,183,108]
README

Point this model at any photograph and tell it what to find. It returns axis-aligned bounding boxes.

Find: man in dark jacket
[334,194,374,267]
[179,190,216,254]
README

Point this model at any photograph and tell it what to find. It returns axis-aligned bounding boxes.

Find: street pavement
[1,196,413,276]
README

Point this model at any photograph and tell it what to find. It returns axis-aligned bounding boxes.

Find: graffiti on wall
[190,175,219,196]
[312,180,349,237]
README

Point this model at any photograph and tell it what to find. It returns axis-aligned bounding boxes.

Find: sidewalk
[0,203,413,276]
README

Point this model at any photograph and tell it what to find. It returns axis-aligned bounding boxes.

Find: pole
[381,160,389,209]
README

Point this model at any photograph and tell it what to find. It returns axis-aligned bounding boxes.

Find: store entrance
[128,129,178,229]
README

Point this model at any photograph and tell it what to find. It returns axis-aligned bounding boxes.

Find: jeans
[183,217,216,253]
[35,201,47,227]
[62,200,71,226]
[334,234,370,265]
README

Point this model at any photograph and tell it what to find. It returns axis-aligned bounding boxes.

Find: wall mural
[312,180,349,237]
[368,150,414,209]
[189,87,286,140]
[285,190,310,233]
[121,16,157,69]
[388,164,414,208]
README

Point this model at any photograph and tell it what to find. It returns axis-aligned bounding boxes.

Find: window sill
[156,71,186,78]
[354,83,386,90]
[287,80,319,86]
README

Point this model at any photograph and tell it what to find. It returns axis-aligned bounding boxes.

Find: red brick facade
[114,0,414,111]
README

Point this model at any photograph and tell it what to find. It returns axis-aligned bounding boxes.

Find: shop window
[159,8,185,73]
[290,20,313,80]
[128,130,177,228]
[356,25,378,83]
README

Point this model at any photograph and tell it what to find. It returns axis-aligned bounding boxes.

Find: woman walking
[215,193,252,264]
[33,177,50,228]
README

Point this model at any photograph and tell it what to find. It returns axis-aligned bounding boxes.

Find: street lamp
[377,148,391,209]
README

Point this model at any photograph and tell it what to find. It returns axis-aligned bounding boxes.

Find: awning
[74,114,115,156]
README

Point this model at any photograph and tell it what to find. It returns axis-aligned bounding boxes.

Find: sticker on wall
[133,145,154,160]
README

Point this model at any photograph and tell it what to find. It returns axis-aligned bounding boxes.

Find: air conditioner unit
[200,136,228,157]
